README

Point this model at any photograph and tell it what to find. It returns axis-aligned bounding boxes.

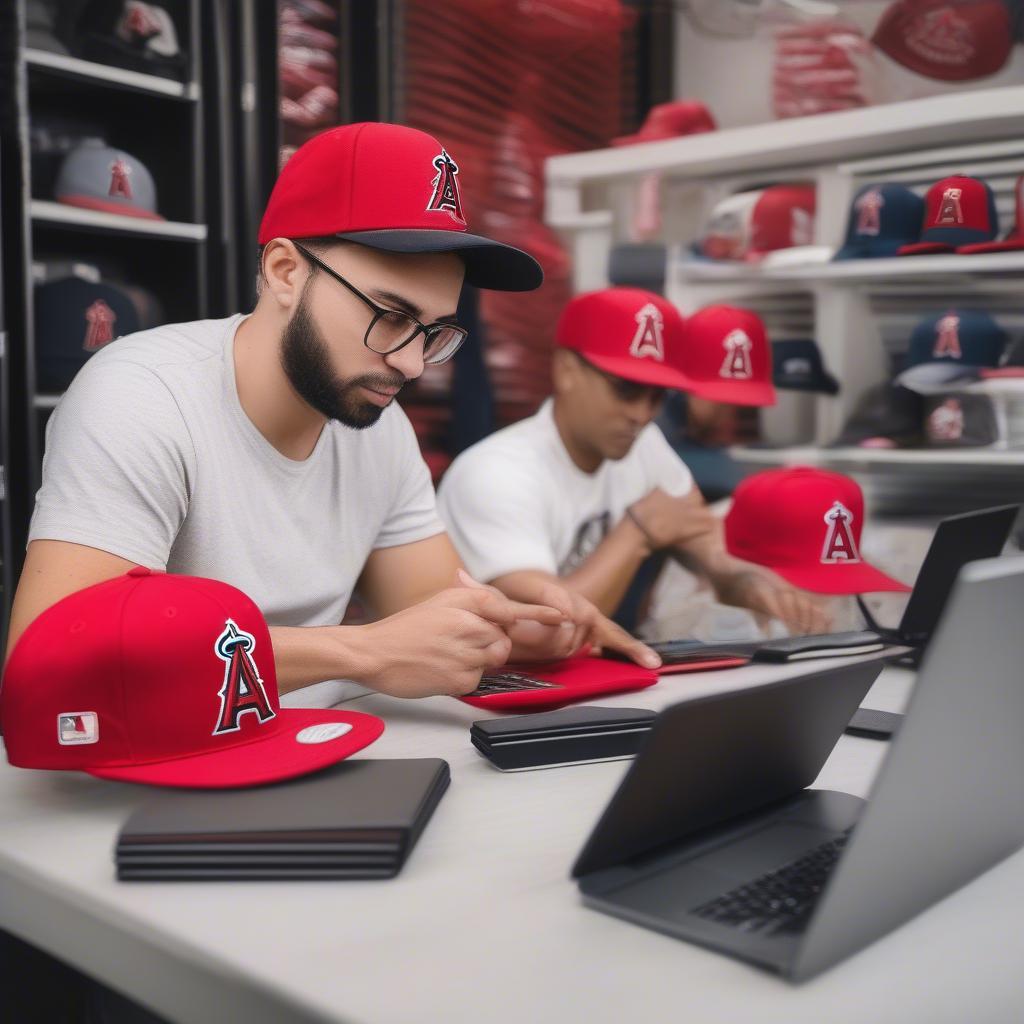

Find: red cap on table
[0,569,384,788]
[725,467,910,595]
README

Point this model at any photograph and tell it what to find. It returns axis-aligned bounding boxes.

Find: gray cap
[896,361,983,395]
[55,139,162,221]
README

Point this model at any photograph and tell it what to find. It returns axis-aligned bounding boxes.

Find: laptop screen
[899,505,1020,641]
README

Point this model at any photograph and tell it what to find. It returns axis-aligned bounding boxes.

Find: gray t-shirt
[29,314,444,706]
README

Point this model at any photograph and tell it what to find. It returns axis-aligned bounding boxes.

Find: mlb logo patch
[58,712,99,746]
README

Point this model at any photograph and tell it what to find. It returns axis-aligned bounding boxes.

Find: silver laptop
[572,555,1024,981]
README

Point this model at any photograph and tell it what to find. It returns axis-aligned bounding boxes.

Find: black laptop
[573,557,1024,980]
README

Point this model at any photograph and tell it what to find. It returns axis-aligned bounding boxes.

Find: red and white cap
[0,569,384,788]
[258,122,542,292]
[555,287,691,389]
[959,174,1024,255]
[673,305,776,406]
[725,467,911,595]
[897,175,998,255]
[697,185,816,262]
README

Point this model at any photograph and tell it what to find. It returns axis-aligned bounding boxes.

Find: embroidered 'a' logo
[108,159,133,199]
[629,303,665,362]
[212,620,275,736]
[928,398,964,441]
[426,149,465,224]
[83,299,117,352]
[855,189,884,236]
[821,501,861,564]
[936,187,963,226]
[720,329,753,379]
[933,313,962,358]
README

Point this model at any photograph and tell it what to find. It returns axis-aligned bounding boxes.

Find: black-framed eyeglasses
[293,242,468,366]
[574,352,667,406]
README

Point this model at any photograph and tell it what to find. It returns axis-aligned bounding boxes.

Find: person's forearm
[561,516,653,616]
[674,517,750,592]
[269,624,376,695]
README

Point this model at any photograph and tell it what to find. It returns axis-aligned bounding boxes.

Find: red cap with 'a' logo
[898,175,998,255]
[555,287,691,389]
[0,569,384,788]
[725,467,910,595]
[258,122,542,291]
[674,305,776,406]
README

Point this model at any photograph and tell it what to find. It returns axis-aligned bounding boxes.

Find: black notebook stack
[116,758,450,881]
[471,706,656,771]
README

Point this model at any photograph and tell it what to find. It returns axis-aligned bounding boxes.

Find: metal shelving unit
[0,0,236,608]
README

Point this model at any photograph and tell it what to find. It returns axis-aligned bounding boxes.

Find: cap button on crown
[127,566,152,577]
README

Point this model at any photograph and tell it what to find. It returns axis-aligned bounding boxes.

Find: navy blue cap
[34,277,139,392]
[771,339,839,394]
[834,183,925,260]
[895,309,1007,393]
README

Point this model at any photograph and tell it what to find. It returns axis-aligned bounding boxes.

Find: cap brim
[337,229,543,292]
[896,362,984,394]
[957,238,1024,255]
[686,378,777,406]
[773,561,911,595]
[578,349,693,390]
[774,373,839,395]
[897,242,955,256]
[89,709,384,788]
[832,239,910,261]
[57,195,165,222]
[980,366,1024,379]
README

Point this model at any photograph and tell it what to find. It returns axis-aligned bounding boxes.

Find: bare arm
[355,532,463,617]
[6,540,137,665]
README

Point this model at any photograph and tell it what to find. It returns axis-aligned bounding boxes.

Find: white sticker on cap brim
[295,722,353,745]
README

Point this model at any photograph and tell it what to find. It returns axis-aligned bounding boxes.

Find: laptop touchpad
[611,823,837,922]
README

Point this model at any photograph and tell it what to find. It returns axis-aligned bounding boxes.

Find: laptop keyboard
[465,672,562,697]
[691,827,853,936]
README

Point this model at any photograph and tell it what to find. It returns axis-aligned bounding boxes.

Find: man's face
[281,242,464,429]
[555,350,666,462]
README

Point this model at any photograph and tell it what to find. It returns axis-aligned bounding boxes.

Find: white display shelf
[31,201,207,241]
[546,86,1024,200]
[671,251,1024,286]
[731,445,1024,469]
[25,48,199,100]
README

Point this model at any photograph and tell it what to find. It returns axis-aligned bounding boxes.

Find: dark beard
[280,292,406,430]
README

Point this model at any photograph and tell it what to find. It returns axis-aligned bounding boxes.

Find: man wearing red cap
[438,288,826,636]
[8,123,657,705]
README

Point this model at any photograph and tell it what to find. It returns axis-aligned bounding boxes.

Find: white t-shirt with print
[437,399,693,584]
[29,314,444,707]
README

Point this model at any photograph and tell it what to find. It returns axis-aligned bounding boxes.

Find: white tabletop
[2,656,1021,1024]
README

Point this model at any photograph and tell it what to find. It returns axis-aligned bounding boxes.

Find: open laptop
[573,555,1024,981]
[639,503,1019,668]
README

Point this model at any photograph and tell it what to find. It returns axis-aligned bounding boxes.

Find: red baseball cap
[873,0,1012,83]
[0,569,384,788]
[898,175,998,255]
[959,174,1024,255]
[674,305,776,406]
[612,100,716,147]
[258,122,543,292]
[724,467,911,595]
[555,288,691,389]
